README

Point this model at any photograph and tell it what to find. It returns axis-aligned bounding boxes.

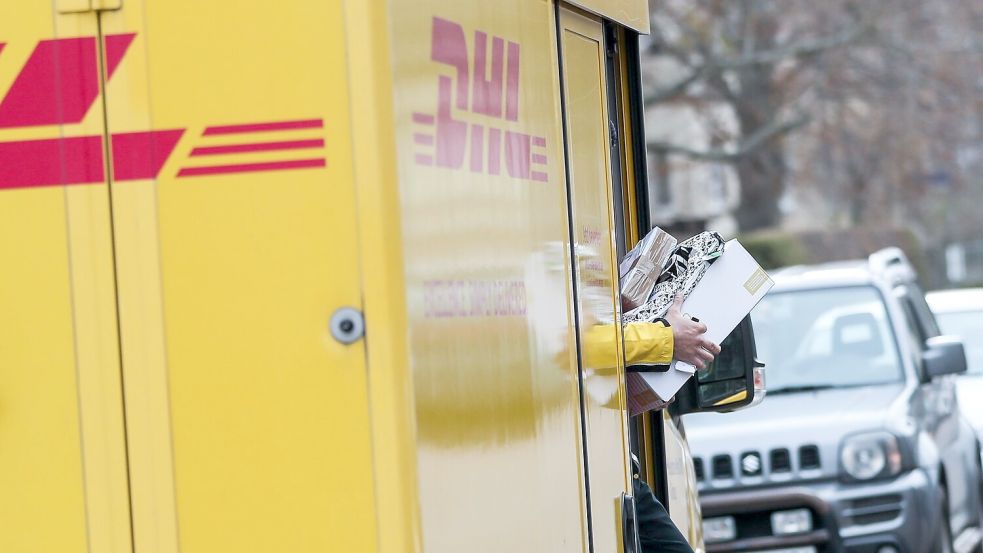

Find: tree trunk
[735,141,786,232]
[733,66,786,232]
[732,5,786,233]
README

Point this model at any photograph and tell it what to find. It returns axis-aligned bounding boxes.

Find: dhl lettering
[0,34,329,190]
[423,279,527,318]
[413,17,548,182]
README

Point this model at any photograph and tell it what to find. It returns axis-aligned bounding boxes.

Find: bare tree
[644,0,883,231]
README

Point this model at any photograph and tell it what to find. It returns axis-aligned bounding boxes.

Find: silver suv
[683,248,983,553]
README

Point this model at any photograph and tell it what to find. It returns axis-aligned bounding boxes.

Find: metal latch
[57,0,122,14]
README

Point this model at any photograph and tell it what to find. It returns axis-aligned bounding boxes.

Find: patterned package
[623,230,727,415]
[623,231,726,324]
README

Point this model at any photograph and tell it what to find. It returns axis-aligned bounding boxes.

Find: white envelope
[638,239,774,402]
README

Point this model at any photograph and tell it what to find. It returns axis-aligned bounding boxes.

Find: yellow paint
[0,8,132,553]
[664,411,706,552]
[56,0,93,14]
[0,2,725,552]
[564,0,650,33]
[99,1,377,551]
[559,7,632,552]
[344,2,422,552]
[94,0,124,10]
[714,390,749,406]
[613,26,642,247]
[388,0,592,550]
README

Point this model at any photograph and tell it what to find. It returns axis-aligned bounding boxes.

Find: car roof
[926,288,983,313]
[770,259,874,291]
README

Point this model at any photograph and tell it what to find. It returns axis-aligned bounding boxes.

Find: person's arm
[622,295,721,369]
[582,296,721,370]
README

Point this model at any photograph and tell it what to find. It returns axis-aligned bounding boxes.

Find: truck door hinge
[57,0,121,14]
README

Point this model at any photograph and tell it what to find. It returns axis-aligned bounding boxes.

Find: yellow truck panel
[0,1,717,552]
[565,0,651,33]
[388,1,593,550]
[0,7,132,553]
[98,2,378,552]
[559,7,633,551]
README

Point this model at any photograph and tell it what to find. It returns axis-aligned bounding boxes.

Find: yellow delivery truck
[0,1,759,552]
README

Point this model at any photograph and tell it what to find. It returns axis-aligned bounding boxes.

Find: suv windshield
[752,286,903,393]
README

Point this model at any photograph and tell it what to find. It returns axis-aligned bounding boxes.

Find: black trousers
[633,478,695,553]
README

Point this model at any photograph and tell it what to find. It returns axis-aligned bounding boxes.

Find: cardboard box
[635,239,774,406]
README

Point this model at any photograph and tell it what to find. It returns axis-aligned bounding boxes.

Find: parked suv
[683,249,983,553]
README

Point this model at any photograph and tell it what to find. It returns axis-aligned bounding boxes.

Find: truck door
[558,5,633,552]
[97,2,377,552]
[0,5,132,553]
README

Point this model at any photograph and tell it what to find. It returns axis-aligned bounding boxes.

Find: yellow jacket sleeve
[623,321,674,367]
[581,321,673,370]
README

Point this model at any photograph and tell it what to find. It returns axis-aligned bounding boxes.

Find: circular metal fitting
[329,307,364,345]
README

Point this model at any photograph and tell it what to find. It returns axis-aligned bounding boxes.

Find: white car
[927,288,983,447]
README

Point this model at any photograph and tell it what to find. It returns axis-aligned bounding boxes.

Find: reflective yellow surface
[389,0,592,550]
[1,2,671,550]
[0,8,131,553]
[100,1,378,551]
[559,7,632,552]
[565,0,650,33]
[665,412,706,553]
[345,3,424,552]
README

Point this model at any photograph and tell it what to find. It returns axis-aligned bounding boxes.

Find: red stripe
[104,34,136,79]
[0,135,104,189]
[202,119,323,135]
[189,138,323,156]
[112,129,184,181]
[412,113,435,125]
[0,38,100,128]
[177,158,325,177]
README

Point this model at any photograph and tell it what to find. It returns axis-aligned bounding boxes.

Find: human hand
[664,295,721,369]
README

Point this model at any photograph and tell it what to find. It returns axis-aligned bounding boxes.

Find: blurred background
[638,0,983,289]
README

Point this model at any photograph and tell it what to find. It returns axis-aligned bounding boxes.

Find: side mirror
[924,335,967,378]
[674,315,764,415]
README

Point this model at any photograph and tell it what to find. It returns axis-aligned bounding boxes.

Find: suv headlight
[839,431,904,480]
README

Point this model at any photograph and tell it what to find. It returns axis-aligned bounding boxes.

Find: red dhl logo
[413,17,548,182]
[0,34,326,191]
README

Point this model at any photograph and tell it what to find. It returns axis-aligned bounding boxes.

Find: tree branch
[648,112,811,162]
[643,20,872,107]
[713,22,872,69]
[644,68,705,106]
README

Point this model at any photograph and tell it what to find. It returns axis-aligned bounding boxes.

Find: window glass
[752,286,903,393]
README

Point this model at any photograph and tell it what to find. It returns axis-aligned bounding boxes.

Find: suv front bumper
[700,468,940,553]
